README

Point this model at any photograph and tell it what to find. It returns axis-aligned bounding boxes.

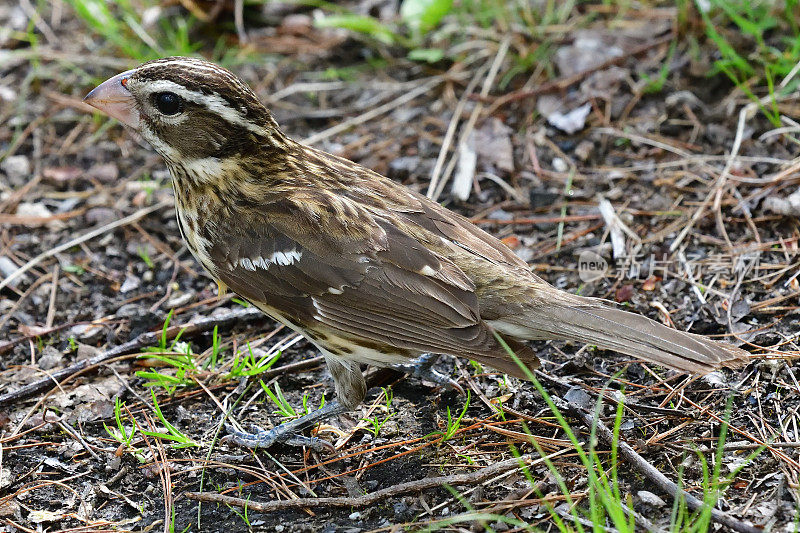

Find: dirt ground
[1,2,800,532]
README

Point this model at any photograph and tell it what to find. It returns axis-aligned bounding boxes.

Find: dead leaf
[615,285,635,302]
[547,103,592,134]
[501,235,521,249]
[475,118,514,173]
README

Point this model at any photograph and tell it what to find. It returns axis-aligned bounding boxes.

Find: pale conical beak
[83,69,140,129]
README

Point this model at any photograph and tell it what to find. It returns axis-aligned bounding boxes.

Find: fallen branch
[564,399,761,533]
[0,307,264,406]
[477,33,674,109]
[185,452,560,512]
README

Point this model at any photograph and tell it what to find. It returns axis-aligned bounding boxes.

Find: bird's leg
[225,356,365,451]
[391,353,463,393]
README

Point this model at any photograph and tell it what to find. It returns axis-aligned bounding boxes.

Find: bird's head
[84,57,285,164]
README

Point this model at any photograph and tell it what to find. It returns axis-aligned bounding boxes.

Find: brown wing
[204,196,538,376]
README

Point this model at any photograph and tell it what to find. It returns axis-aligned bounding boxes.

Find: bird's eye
[153,92,183,115]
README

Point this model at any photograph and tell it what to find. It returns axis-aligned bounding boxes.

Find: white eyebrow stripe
[141,79,268,136]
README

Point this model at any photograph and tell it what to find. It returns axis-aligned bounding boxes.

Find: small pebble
[574,140,594,161]
[552,157,568,172]
[119,274,141,293]
[70,324,104,343]
[0,256,22,287]
[77,343,100,361]
[165,292,193,309]
[116,303,144,317]
[1,155,30,185]
[38,346,63,370]
[637,490,666,507]
[87,163,119,183]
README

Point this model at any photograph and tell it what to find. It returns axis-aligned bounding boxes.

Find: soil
[1,2,799,532]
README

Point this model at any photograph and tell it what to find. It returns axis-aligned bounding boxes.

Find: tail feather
[490,296,748,374]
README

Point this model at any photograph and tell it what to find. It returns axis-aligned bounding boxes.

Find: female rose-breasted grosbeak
[85,57,748,450]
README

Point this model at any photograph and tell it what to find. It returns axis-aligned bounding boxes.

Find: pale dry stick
[303,76,451,146]
[672,94,778,253]
[0,200,171,292]
[2,48,134,70]
[18,0,57,44]
[185,451,568,511]
[592,154,797,176]
[478,172,528,204]
[277,90,408,121]
[730,186,762,247]
[419,460,558,518]
[758,124,800,141]
[0,271,53,332]
[597,196,641,259]
[269,81,349,102]
[595,127,719,174]
[780,115,800,132]
[268,77,446,103]
[426,61,489,200]
[56,420,100,461]
[650,300,676,328]
[234,0,247,43]
[678,251,707,305]
[44,264,59,328]
[779,57,800,88]
[430,37,511,202]
[713,107,753,250]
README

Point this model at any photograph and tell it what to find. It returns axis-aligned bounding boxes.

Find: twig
[45,264,59,328]
[480,33,674,109]
[428,37,511,202]
[0,200,171,292]
[185,453,553,512]
[302,77,447,146]
[564,399,762,533]
[670,102,754,252]
[0,271,53,332]
[426,62,488,202]
[678,251,707,305]
[0,307,264,407]
[234,0,247,43]
[597,196,639,259]
[57,420,101,461]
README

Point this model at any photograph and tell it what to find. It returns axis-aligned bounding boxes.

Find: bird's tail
[490,294,748,374]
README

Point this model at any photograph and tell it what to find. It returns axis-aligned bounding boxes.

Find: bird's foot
[392,353,464,394]
[224,400,344,452]
[224,423,334,452]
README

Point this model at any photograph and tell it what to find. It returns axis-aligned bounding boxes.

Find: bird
[83,57,749,450]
